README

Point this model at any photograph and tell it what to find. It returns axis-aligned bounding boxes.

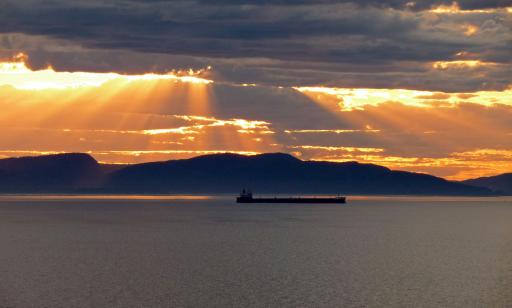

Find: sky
[0,0,511,180]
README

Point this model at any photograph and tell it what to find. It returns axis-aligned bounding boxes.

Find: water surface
[0,195,511,307]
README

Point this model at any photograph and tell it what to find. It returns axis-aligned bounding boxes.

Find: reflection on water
[0,194,215,202]
[0,196,511,307]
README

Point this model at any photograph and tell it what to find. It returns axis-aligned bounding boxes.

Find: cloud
[0,0,510,91]
[416,92,452,100]
[175,1,512,10]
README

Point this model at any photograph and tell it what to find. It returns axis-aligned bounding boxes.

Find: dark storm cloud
[150,0,512,10]
[0,0,510,91]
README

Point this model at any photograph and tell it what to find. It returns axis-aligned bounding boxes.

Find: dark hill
[0,152,494,195]
[105,153,491,195]
[0,153,104,192]
[463,173,512,195]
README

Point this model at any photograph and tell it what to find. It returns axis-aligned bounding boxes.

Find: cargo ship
[236,189,346,204]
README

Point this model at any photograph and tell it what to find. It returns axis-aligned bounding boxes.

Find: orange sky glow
[0,55,511,181]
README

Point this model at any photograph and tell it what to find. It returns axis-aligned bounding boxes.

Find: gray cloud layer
[0,0,511,91]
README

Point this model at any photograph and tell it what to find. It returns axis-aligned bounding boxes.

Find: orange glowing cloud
[48,116,274,137]
[290,145,384,153]
[0,53,212,90]
[295,86,512,111]
[463,24,479,36]
[284,128,380,134]
[295,87,436,110]
[429,2,510,14]
[432,60,496,70]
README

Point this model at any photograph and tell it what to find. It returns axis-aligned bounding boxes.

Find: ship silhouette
[236,189,346,204]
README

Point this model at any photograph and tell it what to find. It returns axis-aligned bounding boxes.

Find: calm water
[0,195,511,307]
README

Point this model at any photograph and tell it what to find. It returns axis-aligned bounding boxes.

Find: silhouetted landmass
[0,152,494,195]
[0,153,105,193]
[463,173,512,195]
[105,153,491,195]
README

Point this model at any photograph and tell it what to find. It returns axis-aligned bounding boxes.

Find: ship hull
[236,197,346,204]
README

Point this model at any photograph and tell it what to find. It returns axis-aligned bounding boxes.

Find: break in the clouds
[0,58,511,180]
[0,0,511,91]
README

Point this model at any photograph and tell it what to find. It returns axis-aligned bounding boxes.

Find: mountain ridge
[0,153,104,192]
[463,173,512,195]
[0,152,495,195]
